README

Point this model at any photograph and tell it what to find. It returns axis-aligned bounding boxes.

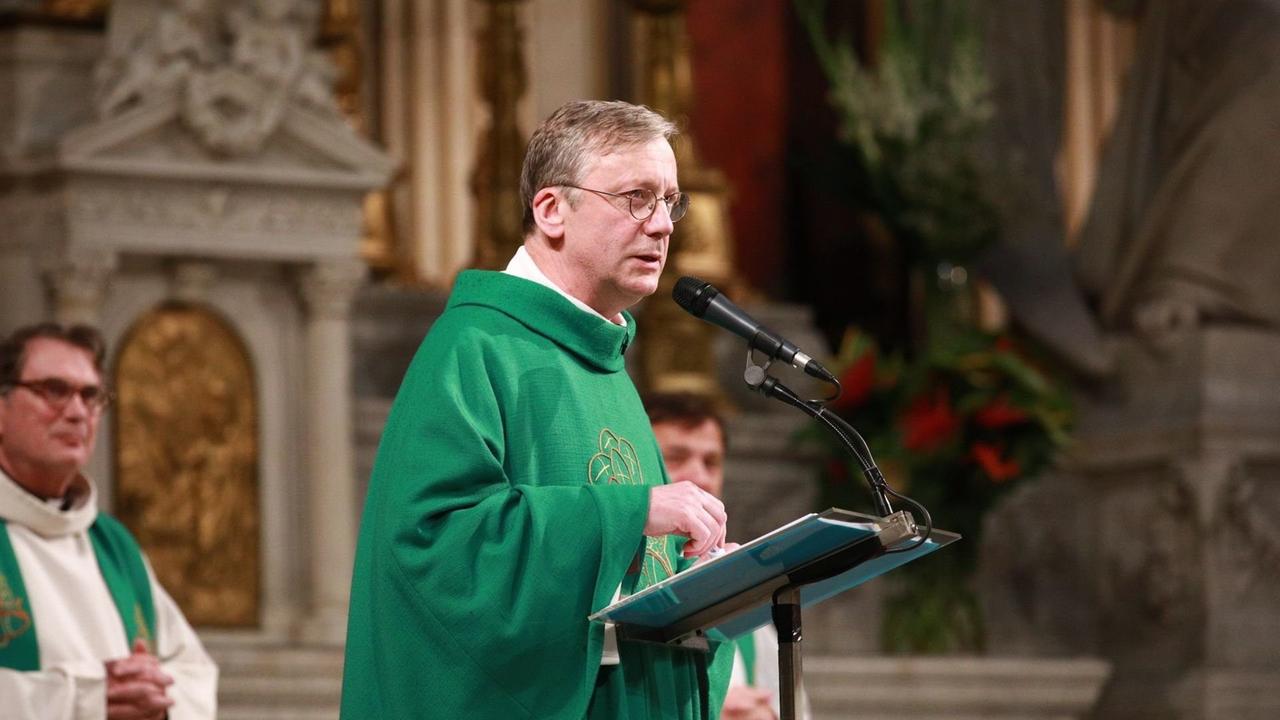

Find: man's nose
[644,199,676,235]
[685,462,713,489]
[61,393,91,419]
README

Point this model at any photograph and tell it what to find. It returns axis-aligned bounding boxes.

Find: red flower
[974,394,1029,428]
[833,350,877,411]
[971,442,1020,483]
[900,387,960,452]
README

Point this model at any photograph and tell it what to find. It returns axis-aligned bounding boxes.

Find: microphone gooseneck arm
[747,373,894,517]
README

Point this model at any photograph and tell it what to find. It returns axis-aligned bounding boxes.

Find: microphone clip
[743,347,773,390]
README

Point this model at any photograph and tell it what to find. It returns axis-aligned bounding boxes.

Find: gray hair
[520,100,678,235]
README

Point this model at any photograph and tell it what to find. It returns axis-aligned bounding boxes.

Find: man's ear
[531,187,567,240]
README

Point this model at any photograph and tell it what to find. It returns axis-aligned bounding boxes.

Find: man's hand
[106,639,174,720]
[722,685,777,720]
[645,481,727,558]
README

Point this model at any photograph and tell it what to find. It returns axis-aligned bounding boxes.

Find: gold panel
[471,0,530,270]
[627,0,737,396]
[40,0,108,22]
[113,304,260,627]
[319,0,402,275]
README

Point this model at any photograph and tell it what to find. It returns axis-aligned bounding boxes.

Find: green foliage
[793,0,1065,652]
[795,0,999,267]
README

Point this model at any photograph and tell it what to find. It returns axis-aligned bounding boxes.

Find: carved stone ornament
[1222,471,1280,598]
[42,248,119,326]
[297,258,366,318]
[1100,474,1201,629]
[95,0,340,157]
[68,179,358,242]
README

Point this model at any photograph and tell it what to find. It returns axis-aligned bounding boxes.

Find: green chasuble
[341,271,733,719]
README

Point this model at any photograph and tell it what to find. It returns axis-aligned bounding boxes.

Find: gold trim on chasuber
[626,0,737,398]
[113,304,260,627]
[586,429,675,586]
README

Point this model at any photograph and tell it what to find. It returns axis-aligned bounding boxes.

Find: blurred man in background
[0,322,217,719]
[644,391,812,720]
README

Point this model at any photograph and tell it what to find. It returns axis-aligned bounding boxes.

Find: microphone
[673,276,837,385]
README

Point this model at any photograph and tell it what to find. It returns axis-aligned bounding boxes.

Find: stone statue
[94,0,339,157]
[1074,0,1280,351]
[95,0,218,118]
[980,0,1280,374]
[977,5,1280,716]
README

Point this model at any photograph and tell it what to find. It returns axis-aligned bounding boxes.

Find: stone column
[297,258,366,645]
[45,248,117,326]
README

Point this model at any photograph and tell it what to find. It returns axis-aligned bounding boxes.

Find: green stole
[0,514,157,670]
[734,632,758,686]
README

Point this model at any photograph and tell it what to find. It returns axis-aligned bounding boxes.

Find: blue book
[589,509,959,644]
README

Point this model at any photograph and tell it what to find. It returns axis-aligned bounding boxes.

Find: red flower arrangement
[803,326,1073,651]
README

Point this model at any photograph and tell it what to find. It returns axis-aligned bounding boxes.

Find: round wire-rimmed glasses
[563,185,690,223]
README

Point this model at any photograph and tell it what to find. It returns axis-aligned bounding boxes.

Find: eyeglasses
[4,378,112,412]
[563,185,690,223]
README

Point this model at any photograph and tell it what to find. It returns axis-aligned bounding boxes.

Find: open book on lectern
[589,508,959,644]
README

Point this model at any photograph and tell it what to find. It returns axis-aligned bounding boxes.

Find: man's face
[558,137,678,315]
[0,338,102,497]
[653,418,725,498]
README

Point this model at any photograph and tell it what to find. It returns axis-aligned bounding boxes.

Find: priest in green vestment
[341,100,735,719]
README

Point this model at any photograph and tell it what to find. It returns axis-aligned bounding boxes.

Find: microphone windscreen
[673,276,716,316]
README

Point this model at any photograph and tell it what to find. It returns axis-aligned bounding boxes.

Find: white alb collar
[0,466,97,538]
[503,246,626,326]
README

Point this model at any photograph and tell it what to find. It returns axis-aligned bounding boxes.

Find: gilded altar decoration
[626,0,736,397]
[319,0,400,273]
[470,0,529,270]
[113,304,260,627]
[41,0,108,21]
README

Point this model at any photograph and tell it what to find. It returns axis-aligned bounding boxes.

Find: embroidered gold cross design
[587,428,674,585]
[0,574,32,649]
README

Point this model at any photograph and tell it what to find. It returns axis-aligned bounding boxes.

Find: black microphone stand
[748,373,895,517]
[741,354,929,720]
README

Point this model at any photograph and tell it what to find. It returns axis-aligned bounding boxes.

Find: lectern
[591,508,960,719]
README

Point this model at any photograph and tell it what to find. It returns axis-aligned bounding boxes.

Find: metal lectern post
[773,585,803,720]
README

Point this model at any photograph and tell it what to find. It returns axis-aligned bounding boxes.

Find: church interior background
[2,0,1278,717]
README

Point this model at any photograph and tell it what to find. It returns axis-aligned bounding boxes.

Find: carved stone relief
[1096,470,1203,637]
[979,471,1099,656]
[95,0,340,157]
[67,179,359,251]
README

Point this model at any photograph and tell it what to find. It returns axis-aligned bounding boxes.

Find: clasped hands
[105,639,174,720]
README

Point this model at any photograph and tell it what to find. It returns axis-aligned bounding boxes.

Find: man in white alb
[0,322,217,719]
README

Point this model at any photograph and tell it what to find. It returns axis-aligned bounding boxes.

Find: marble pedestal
[982,328,1280,719]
